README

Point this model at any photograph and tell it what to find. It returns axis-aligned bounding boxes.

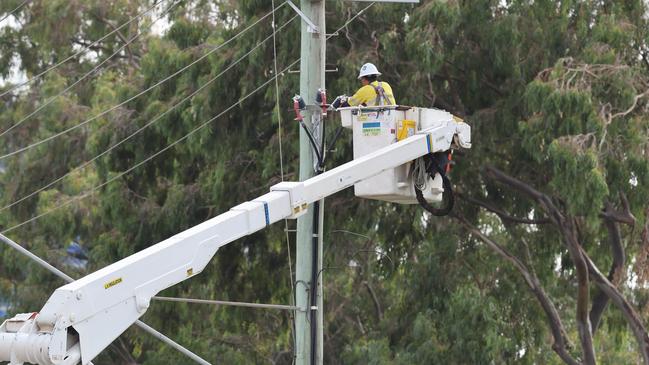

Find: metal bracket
[287,68,338,74]
[287,0,319,33]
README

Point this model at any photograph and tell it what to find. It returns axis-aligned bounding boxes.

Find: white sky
[0,15,26,87]
[0,4,174,89]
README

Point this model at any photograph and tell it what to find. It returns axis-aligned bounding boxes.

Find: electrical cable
[1,0,375,242]
[0,0,182,139]
[0,233,212,365]
[326,126,344,153]
[298,119,324,168]
[153,296,301,311]
[272,0,287,184]
[309,199,321,365]
[0,0,30,25]
[0,0,165,99]
[305,6,377,363]
[0,0,289,159]
[271,0,297,361]
[1,57,301,235]
[0,15,298,214]
[0,3,376,364]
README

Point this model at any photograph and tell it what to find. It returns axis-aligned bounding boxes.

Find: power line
[272,0,287,184]
[0,1,288,159]
[153,296,301,311]
[135,321,211,365]
[1,29,300,234]
[0,3,374,363]
[0,0,182,139]
[271,0,296,361]
[0,0,374,234]
[0,0,30,25]
[0,233,212,365]
[0,14,297,214]
[0,232,72,282]
[0,0,374,237]
[0,0,165,99]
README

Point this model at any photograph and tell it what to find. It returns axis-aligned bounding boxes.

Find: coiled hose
[414,153,454,216]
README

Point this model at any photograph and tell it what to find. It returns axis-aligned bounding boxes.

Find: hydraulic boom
[0,114,470,365]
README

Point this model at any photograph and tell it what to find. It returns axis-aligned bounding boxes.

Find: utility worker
[332,63,396,108]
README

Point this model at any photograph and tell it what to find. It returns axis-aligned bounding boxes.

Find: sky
[0,3,173,89]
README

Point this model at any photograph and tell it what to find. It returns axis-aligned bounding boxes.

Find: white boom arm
[0,120,470,365]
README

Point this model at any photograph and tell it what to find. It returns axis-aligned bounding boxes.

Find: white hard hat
[358,63,381,79]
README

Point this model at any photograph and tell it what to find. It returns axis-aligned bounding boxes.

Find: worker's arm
[0,119,470,365]
[347,85,376,106]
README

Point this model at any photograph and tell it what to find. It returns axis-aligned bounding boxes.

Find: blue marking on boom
[263,202,270,226]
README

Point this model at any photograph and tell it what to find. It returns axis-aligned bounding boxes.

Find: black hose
[299,120,324,168]
[327,126,344,153]
[320,113,326,165]
[414,155,454,216]
[309,200,320,365]
[298,112,331,364]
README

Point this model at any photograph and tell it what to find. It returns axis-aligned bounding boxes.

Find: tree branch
[561,217,597,365]
[590,202,627,332]
[599,194,636,226]
[92,14,138,67]
[457,192,551,225]
[581,247,649,364]
[363,281,383,322]
[485,166,649,363]
[484,166,597,364]
[71,38,111,54]
[453,214,579,365]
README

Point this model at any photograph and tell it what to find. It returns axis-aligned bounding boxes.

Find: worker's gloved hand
[331,95,348,110]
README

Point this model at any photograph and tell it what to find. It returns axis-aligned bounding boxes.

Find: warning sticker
[104,277,123,290]
[362,122,382,136]
[358,112,379,121]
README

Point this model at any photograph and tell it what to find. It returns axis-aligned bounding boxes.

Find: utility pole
[295,1,325,364]
[292,1,418,363]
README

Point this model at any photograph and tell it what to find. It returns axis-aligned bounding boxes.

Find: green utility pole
[295,1,325,364]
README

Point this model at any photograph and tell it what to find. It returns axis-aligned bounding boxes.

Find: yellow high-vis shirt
[348,81,396,106]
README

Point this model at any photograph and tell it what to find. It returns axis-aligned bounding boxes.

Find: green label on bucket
[362,122,381,136]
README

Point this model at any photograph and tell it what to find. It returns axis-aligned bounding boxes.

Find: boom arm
[0,120,470,365]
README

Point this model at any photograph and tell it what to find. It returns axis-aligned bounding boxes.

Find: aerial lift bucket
[337,105,465,205]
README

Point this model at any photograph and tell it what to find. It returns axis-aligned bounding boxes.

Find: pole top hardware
[287,1,320,33]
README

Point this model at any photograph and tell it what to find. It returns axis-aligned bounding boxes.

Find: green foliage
[0,0,648,364]
[547,142,608,217]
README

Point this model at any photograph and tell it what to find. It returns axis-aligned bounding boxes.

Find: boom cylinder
[0,331,54,365]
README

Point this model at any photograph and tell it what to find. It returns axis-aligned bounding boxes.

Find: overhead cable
[0,233,212,365]
[0,0,375,234]
[0,0,30,25]
[0,0,288,158]
[0,0,165,99]
[153,296,301,311]
[0,3,375,363]
[271,0,297,358]
[0,15,298,215]
[0,56,299,235]
[0,0,182,139]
